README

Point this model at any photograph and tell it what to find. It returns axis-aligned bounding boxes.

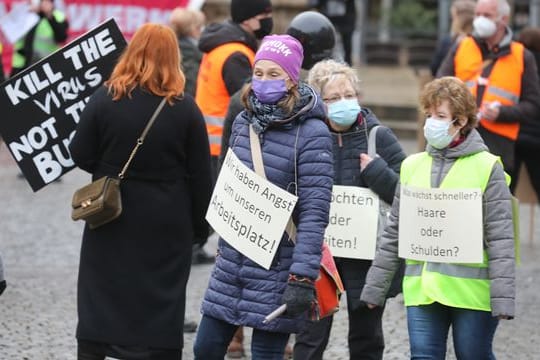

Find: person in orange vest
[437,0,540,191]
[195,0,273,184]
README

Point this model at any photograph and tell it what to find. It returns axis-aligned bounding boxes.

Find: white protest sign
[206,149,298,270]
[324,185,379,259]
[0,4,39,44]
[398,185,483,263]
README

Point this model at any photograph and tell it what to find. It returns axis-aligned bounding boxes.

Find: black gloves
[0,280,5,296]
[282,274,316,317]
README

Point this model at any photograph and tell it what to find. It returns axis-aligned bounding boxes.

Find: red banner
[1,0,194,77]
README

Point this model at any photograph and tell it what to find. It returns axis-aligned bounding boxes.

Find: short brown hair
[420,77,477,135]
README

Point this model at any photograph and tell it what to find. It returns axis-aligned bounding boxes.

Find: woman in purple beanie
[194,34,334,359]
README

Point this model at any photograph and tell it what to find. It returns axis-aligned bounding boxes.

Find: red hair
[106,23,185,103]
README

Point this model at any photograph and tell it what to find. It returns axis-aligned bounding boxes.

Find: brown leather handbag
[71,98,167,229]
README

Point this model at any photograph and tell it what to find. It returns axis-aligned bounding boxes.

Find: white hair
[497,0,511,17]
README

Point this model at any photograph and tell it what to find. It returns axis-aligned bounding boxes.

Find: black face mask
[254,17,273,39]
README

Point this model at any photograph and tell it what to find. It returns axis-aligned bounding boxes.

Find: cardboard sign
[398,185,483,263]
[0,3,39,44]
[206,149,298,270]
[0,18,126,191]
[324,185,379,259]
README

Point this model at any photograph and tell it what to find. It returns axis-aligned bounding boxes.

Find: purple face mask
[251,78,288,104]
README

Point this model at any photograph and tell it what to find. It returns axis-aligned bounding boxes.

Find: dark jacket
[69,87,212,349]
[330,108,406,310]
[179,36,202,97]
[437,31,540,127]
[312,0,356,34]
[517,49,540,146]
[198,20,258,96]
[201,84,334,333]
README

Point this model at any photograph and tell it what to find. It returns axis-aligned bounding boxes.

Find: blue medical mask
[252,78,288,104]
[327,99,361,127]
[423,117,458,149]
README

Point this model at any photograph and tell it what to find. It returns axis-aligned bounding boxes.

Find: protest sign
[398,185,483,263]
[324,185,379,259]
[206,149,298,270]
[0,18,126,191]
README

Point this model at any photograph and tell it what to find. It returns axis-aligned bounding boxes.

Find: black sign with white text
[0,18,126,191]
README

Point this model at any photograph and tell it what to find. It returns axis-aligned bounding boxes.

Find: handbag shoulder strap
[367,125,380,158]
[249,124,298,242]
[118,98,167,179]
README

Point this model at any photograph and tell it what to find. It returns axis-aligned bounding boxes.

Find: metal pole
[379,0,392,43]
[530,0,540,27]
[354,0,367,65]
[438,0,451,40]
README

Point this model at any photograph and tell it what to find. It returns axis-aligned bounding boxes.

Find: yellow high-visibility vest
[400,150,508,311]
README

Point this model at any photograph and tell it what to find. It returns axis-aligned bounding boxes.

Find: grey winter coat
[360,129,515,318]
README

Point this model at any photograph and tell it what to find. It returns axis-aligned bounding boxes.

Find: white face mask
[473,16,497,39]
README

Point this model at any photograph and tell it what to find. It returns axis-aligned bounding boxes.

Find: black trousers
[294,301,385,360]
[78,340,181,360]
[513,141,540,198]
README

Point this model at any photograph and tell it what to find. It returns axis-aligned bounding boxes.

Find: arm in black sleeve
[222,52,252,96]
[46,12,69,43]
[430,35,452,77]
[360,127,406,204]
[186,100,213,239]
[436,42,459,78]
[497,49,540,124]
[219,90,244,167]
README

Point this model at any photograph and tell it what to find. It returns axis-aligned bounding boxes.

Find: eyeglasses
[322,94,357,104]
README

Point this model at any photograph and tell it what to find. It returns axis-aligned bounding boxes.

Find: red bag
[313,243,344,320]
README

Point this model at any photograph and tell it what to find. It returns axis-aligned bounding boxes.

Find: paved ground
[1,133,539,359]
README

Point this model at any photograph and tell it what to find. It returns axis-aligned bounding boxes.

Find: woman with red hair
[70,23,213,360]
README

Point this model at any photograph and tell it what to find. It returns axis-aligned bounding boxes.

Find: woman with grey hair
[294,59,406,359]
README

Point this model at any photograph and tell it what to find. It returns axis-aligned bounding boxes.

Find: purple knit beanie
[254,34,304,83]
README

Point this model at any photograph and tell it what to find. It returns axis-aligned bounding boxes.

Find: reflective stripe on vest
[400,151,503,311]
[12,10,65,68]
[455,37,524,140]
[205,115,224,155]
[195,42,255,156]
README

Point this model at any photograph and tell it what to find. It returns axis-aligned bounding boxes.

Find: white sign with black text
[398,185,483,263]
[206,149,298,270]
[324,185,380,259]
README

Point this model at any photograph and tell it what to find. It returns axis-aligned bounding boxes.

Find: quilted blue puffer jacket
[201,84,333,333]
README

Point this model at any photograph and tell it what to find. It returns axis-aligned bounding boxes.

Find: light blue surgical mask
[327,99,361,127]
[423,117,458,149]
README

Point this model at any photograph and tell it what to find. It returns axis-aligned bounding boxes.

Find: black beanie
[231,0,272,23]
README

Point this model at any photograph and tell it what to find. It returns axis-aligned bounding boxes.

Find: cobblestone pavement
[1,140,539,359]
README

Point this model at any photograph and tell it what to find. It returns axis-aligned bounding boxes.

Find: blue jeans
[193,315,289,360]
[407,303,499,360]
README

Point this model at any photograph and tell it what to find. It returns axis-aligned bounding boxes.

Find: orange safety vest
[455,37,524,140]
[195,42,255,156]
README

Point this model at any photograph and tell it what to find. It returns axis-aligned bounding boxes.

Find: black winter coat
[69,86,212,349]
[330,108,406,310]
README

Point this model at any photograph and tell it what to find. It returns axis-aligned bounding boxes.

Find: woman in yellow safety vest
[361,77,515,359]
